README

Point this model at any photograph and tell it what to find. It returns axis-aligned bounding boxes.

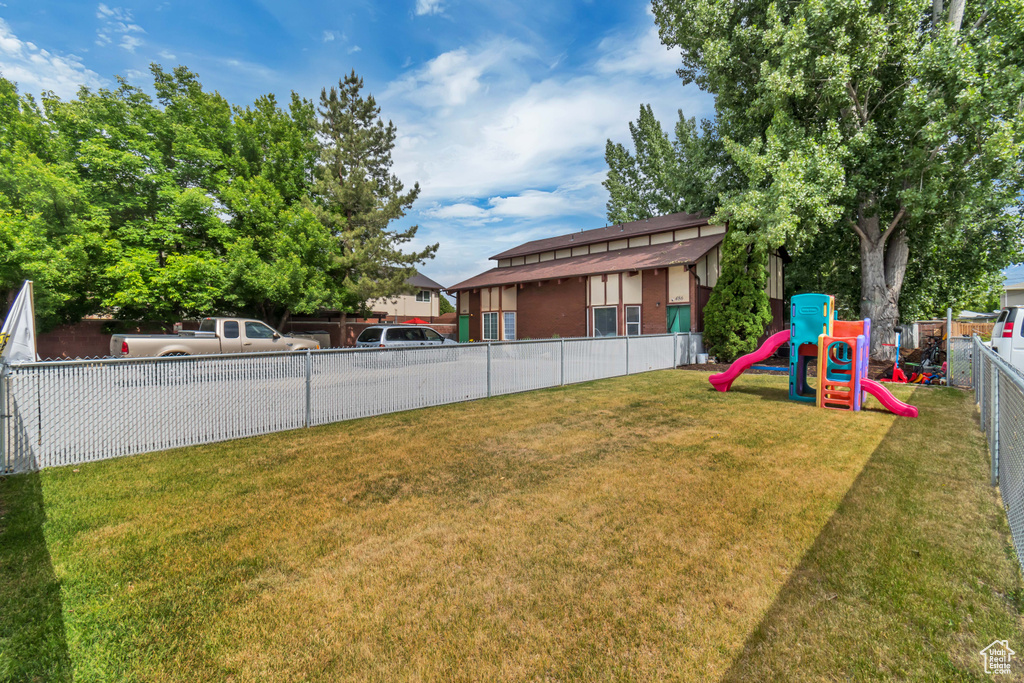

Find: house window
[593,307,617,337]
[416,290,431,302]
[483,312,499,340]
[503,312,516,340]
[626,306,641,336]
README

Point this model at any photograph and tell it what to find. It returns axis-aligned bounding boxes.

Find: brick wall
[37,319,183,360]
[517,278,587,339]
[641,268,668,335]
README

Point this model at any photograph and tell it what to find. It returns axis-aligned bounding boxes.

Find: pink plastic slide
[709,330,791,392]
[861,379,918,418]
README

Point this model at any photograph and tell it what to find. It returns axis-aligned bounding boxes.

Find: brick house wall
[640,268,668,336]
[517,278,588,339]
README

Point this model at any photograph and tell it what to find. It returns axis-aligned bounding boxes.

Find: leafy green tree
[654,0,1024,356]
[438,295,455,315]
[604,105,730,222]
[0,77,105,329]
[306,71,437,315]
[605,105,765,353]
[702,230,772,361]
[220,92,345,328]
[43,70,232,322]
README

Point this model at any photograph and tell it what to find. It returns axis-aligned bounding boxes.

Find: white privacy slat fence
[1,333,702,474]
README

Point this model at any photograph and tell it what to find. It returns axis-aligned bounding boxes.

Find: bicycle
[921,332,946,373]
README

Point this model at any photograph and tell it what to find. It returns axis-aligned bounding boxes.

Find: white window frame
[482,311,499,341]
[625,305,641,336]
[502,312,516,340]
[415,289,431,302]
[592,306,617,337]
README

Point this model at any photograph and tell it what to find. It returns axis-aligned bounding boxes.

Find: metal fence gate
[947,336,974,389]
[1,333,703,474]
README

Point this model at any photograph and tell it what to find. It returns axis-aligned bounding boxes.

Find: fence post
[625,335,630,375]
[560,338,565,386]
[674,333,679,368]
[0,367,7,474]
[946,307,952,352]
[304,349,312,428]
[487,342,492,398]
[992,369,1000,486]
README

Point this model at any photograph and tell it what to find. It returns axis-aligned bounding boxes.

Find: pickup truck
[109,317,320,358]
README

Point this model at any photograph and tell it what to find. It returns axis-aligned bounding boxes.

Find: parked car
[992,307,1023,368]
[110,317,320,358]
[355,325,456,349]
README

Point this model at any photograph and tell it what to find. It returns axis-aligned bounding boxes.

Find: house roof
[490,211,711,260]
[406,273,444,290]
[449,233,725,291]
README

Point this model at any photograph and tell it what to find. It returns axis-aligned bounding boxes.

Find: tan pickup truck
[109,317,320,358]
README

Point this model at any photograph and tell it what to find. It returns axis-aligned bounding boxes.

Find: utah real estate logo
[980,640,1015,675]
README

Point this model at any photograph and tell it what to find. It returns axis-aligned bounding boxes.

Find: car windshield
[357,328,383,343]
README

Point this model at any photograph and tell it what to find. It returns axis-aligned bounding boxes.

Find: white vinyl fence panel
[1,333,701,474]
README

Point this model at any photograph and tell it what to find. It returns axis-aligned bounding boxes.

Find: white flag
[0,280,38,365]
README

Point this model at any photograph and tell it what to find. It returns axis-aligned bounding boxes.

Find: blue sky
[0,0,714,288]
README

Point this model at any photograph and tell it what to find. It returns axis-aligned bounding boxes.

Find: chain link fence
[1,333,702,474]
[972,336,1024,574]
[947,337,973,389]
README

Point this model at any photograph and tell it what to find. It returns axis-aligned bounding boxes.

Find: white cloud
[322,30,336,42]
[595,24,680,77]
[380,22,713,287]
[158,49,176,60]
[119,35,142,53]
[415,0,444,16]
[386,38,533,109]
[424,202,493,222]
[95,4,146,53]
[348,45,361,54]
[0,18,103,98]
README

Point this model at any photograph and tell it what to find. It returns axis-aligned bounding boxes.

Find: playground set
[709,293,918,418]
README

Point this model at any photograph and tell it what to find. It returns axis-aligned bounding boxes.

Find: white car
[992,307,1023,368]
[355,325,456,349]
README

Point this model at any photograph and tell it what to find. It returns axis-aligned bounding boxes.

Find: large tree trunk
[858,211,908,360]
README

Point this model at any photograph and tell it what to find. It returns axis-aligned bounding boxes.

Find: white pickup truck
[109,317,320,358]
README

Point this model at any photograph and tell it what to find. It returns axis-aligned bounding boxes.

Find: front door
[667,305,691,333]
[458,315,469,343]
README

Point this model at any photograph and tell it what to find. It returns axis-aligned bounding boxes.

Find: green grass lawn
[1,371,1021,681]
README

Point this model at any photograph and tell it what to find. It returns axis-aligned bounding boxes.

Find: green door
[458,315,469,343]
[667,305,691,333]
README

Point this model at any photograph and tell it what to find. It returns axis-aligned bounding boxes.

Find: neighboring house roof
[958,310,1000,320]
[449,233,725,291]
[434,312,458,324]
[491,211,710,260]
[406,273,444,290]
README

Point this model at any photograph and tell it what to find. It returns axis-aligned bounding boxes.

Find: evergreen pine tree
[702,230,771,362]
[306,71,437,314]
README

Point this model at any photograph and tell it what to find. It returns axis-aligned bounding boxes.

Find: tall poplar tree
[307,71,437,314]
[653,0,1024,356]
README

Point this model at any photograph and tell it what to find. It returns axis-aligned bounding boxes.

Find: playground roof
[448,233,725,291]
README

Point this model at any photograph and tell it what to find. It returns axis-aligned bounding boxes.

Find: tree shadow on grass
[718,387,1024,681]
[0,471,72,681]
